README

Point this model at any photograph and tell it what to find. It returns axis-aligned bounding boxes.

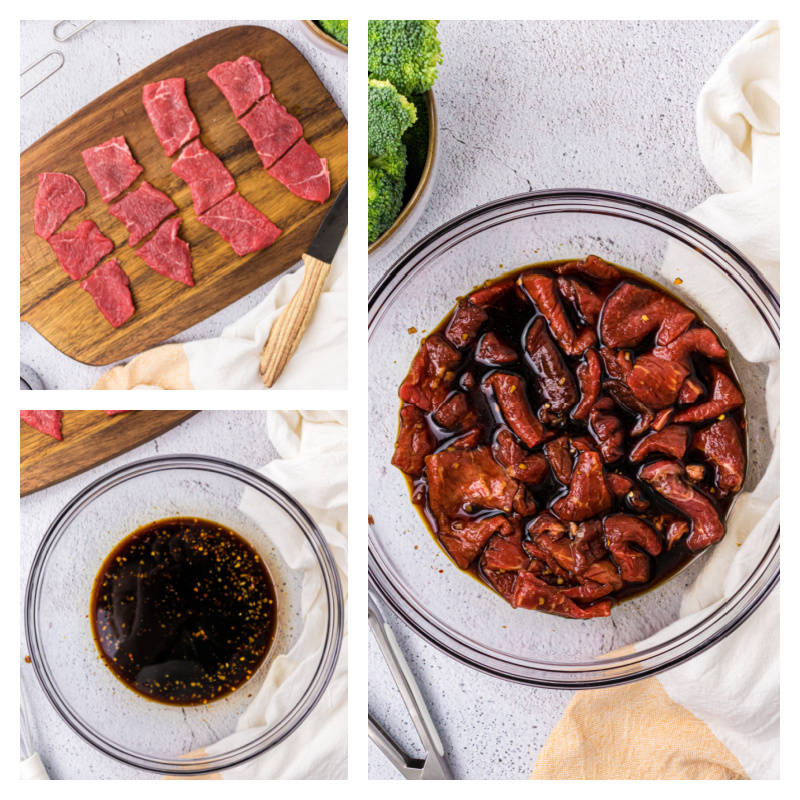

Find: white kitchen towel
[94,235,348,390]
[534,20,779,781]
[166,411,348,780]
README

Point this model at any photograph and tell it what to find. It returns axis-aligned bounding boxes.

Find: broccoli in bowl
[368,20,442,246]
[317,20,348,47]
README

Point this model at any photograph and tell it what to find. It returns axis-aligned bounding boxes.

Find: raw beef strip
[34,173,85,239]
[208,55,271,117]
[109,182,177,245]
[20,410,63,440]
[136,217,194,286]
[49,220,114,280]
[239,94,302,168]
[171,139,235,214]
[104,410,130,415]
[80,259,135,328]
[197,193,281,256]
[81,136,143,203]
[143,78,200,156]
[268,138,330,203]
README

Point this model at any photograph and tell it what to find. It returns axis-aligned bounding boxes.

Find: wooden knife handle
[260,254,332,387]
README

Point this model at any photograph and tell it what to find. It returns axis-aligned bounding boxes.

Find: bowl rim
[301,20,348,53]
[25,454,344,776]
[368,89,438,254]
[368,188,780,688]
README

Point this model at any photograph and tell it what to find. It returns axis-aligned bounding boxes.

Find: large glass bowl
[368,189,779,688]
[25,455,343,776]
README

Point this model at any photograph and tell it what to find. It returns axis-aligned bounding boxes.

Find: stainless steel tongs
[368,593,453,780]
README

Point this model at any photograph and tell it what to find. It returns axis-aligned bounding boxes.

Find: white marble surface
[367,19,755,781]
[20,20,347,390]
[20,411,279,779]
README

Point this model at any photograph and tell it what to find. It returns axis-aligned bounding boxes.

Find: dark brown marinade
[396,259,747,613]
[90,517,277,705]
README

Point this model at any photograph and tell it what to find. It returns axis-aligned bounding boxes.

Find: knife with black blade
[260,181,348,387]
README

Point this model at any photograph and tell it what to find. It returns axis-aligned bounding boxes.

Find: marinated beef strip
[483,372,547,448]
[524,317,577,423]
[34,173,85,239]
[392,257,746,619]
[519,273,596,355]
[693,418,745,495]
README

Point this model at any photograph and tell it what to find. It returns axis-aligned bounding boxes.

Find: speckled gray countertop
[368,19,755,781]
[20,20,347,390]
[20,411,278,779]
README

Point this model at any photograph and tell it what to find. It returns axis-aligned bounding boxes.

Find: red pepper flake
[368,515,375,525]
[24,655,31,664]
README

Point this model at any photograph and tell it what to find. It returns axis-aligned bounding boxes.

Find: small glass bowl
[368,189,779,688]
[25,455,343,775]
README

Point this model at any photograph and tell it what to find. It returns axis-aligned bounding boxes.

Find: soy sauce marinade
[394,258,747,616]
[91,517,277,705]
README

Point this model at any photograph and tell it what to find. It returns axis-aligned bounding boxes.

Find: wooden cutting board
[20,25,347,365]
[20,410,197,496]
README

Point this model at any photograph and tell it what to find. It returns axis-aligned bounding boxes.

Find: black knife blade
[305,180,348,264]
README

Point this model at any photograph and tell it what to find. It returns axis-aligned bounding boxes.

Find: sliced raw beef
[197,193,281,256]
[238,94,302,168]
[136,218,194,286]
[49,220,114,280]
[143,78,200,157]
[267,138,330,203]
[20,410,63,440]
[81,136,143,203]
[109,182,177,245]
[171,139,235,214]
[80,259,135,328]
[208,55,271,117]
[34,173,86,239]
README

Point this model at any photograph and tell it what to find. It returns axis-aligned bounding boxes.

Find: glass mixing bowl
[25,455,343,775]
[368,189,779,688]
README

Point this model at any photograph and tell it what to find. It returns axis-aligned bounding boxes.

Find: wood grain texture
[260,253,331,386]
[20,410,197,496]
[20,25,347,365]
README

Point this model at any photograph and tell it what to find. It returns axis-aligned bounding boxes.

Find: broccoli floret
[368,20,442,97]
[368,143,408,244]
[368,79,417,159]
[317,20,348,46]
[401,94,430,204]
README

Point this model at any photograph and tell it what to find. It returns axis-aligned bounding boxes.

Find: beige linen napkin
[532,20,779,780]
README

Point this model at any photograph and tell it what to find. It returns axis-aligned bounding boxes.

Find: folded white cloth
[203,411,348,779]
[20,754,49,780]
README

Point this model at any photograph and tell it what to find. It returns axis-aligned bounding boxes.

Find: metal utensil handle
[52,20,95,42]
[368,595,446,760]
[20,50,64,99]
[368,714,425,779]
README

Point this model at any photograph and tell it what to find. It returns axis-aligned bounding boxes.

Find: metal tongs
[368,593,453,780]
